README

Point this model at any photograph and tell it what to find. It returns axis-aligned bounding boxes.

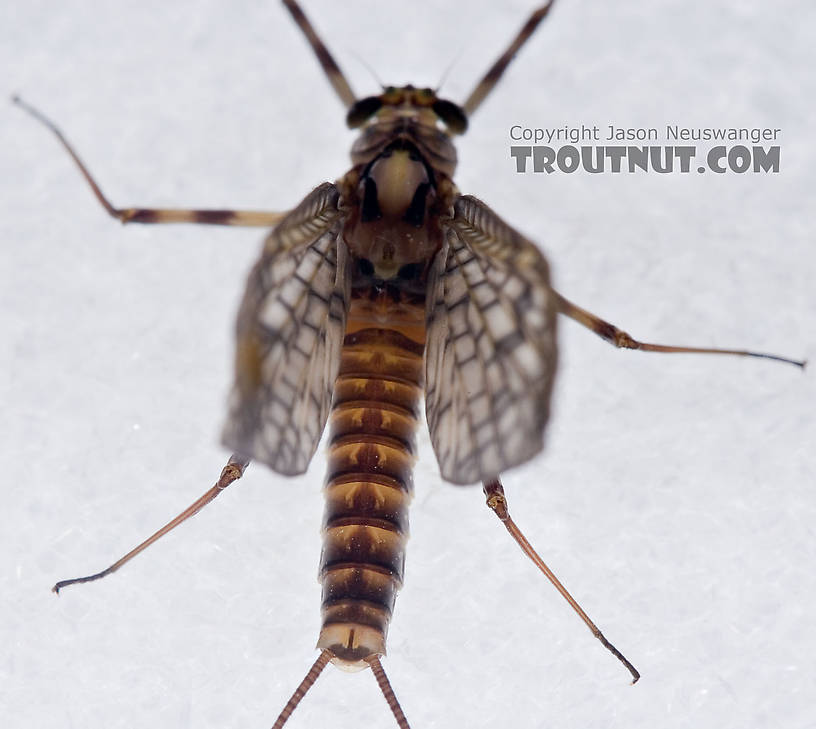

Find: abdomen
[317,291,425,669]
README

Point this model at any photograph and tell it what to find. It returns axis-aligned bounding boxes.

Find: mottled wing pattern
[222,183,350,475]
[425,195,558,484]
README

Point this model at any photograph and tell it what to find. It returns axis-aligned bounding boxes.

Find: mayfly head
[346,84,468,135]
[347,85,463,178]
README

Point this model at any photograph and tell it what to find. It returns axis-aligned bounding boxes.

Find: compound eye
[431,99,468,134]
[346,96,383,128]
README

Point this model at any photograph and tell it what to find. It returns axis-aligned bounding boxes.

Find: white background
[2,1,814,728]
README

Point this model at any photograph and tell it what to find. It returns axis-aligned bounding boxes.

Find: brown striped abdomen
[317,292,425,669]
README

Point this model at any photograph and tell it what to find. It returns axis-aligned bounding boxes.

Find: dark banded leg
[555,290,805,369]
[13,96,286,228]
[483,478,640,684]
[282,0,356,108]
[52,455,249,594]
[462,1,557,116]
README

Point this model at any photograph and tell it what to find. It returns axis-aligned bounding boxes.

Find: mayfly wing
[426,198,642,682]
[43,138,350,596]
[222,182,351,475]
[426,195,558,485]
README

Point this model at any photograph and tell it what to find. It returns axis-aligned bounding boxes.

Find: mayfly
[15,1,804,727]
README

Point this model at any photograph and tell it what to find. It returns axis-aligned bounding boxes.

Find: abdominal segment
[318,292,426,669]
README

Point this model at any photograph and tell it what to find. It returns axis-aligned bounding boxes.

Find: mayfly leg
[555,290,806,369]
[462,0,557,117]
[12,96,286,228]
[483,479,640,684]
[52,456,249,593]
[282,0,356,107]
